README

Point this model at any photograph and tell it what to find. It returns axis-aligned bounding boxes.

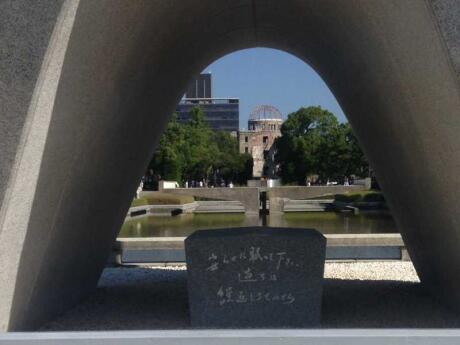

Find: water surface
[119,211,397,238]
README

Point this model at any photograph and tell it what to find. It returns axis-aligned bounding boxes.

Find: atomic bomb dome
[247,105,283,132]
[239,105,284,178]
[249,105,283,121]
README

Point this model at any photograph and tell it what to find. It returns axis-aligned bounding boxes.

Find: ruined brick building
[238,105,283,178]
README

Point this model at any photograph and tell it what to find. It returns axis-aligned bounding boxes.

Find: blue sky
[204,48,347,129]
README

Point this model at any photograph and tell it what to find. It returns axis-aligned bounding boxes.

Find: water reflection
[119,211,397,238]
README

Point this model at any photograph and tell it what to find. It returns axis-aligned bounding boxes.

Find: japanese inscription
[185,227,326,328]
[205,246,302,306]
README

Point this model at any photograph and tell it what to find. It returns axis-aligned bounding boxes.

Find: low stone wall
[268,186,367,214]
[195,201,245,213]
[111,233,408,265]
[126,200,246,218]
[283,199,335,212]
[126,202,198,218]
[161,187,260,215]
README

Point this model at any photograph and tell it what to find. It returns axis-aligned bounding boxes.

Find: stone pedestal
[185,227,326,328]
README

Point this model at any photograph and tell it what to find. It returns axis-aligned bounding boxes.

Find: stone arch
[1,0,460,330]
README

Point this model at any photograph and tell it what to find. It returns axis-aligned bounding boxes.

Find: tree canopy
[274,106,369,185]
[147,107,253,186]
[148,105,368,188]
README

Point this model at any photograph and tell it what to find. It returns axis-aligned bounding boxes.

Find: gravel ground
[40,262,460,331]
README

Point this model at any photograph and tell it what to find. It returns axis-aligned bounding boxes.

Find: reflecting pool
[119,211,397,238]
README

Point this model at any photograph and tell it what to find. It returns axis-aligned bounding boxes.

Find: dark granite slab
[185,227,326,328]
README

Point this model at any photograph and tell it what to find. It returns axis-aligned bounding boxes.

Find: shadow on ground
[40,267,460,331]
[322,279,460,328]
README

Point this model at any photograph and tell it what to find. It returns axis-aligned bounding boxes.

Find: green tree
[274,106,368,184]
[344,123,369,177]
[233,152,254,184]
[148,114,186,182]
[147,106,253,186]
[316,122,352,181]
[182,106,215,180]
[212,131,253,184]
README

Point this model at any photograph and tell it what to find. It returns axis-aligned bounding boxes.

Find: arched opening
[124,47,383,237]
[81,48,412,330]
[2,0,460,332]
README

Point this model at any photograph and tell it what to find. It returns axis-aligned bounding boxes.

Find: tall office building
[185,73,212,98]
[176,98,239,132]
[176,73,239,132]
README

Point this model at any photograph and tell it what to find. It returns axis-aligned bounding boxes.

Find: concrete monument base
[1,0,460,330]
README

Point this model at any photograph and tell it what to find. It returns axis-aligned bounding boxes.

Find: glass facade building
[176,98,239,132]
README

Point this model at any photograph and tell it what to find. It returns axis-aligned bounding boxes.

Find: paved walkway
[40,262,460,330]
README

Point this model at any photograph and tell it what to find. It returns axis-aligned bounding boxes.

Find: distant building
[176,73,239,132]
[238,105,283,178]
[176,98,239,132]
[185,73,212,98]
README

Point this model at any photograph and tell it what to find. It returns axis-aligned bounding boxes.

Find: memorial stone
[185,227,326,328]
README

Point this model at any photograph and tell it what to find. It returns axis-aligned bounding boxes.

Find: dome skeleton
[249,105,283,121]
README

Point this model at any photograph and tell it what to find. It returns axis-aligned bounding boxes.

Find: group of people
[184,180,234,188]
[305,176,353,186]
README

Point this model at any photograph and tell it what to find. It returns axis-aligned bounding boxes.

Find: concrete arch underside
[1,0,460,331]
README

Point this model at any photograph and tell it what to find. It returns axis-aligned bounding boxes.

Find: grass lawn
[312,190,385,203]
[130,192,194,207]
